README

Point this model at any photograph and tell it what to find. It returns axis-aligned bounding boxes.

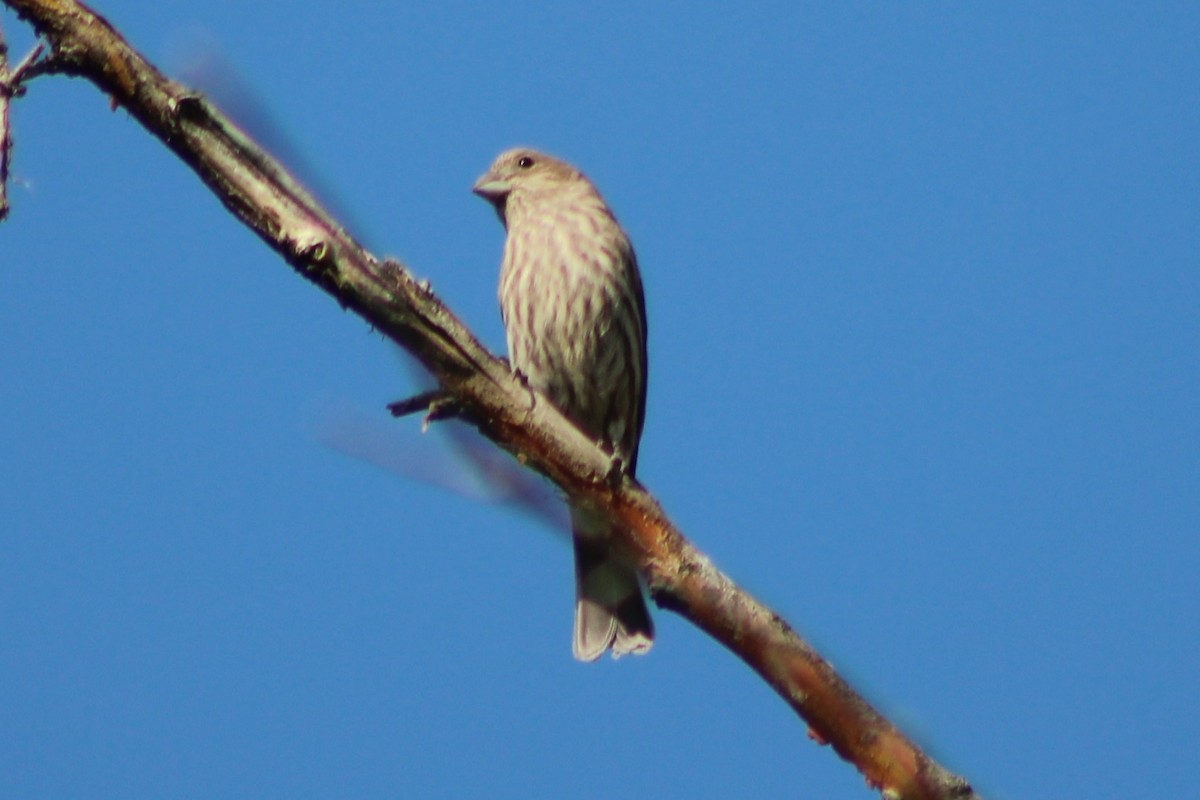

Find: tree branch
[0,2,978,798]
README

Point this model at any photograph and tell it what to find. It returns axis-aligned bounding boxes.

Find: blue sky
[2,2,1197,797]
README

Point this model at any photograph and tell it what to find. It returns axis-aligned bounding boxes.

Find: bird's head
[473,148,585,221]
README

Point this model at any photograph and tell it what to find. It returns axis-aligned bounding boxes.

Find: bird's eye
[517,156,535,169]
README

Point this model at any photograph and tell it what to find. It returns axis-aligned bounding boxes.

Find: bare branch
[0,2,979,798]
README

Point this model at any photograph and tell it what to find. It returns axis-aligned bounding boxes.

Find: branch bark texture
[2,2,980,798]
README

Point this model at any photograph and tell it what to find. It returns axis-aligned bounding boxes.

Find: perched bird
[473,148,654,661]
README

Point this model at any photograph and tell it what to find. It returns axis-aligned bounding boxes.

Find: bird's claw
[604,453,628,488]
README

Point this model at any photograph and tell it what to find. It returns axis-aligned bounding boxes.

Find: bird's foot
[604,452,628,488]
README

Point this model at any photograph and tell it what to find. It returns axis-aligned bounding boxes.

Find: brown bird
[473,148,654,660]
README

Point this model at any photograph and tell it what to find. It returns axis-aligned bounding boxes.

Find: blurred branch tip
[0,2,981,798]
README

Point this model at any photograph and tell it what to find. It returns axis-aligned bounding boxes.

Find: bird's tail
[570,506,654,661]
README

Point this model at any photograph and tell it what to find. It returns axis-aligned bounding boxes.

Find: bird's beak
[472,172,511,201]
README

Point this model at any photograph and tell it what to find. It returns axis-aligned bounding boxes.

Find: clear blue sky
[2,3,1197,797]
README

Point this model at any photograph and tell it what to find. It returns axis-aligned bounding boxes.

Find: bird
[473,147,654,661]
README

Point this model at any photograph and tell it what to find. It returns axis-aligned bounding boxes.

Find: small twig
[387,389,463,431]
[9,41,46,85]
[0,38,46,220]
[387,389,451,418]
[1,27,12,220]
